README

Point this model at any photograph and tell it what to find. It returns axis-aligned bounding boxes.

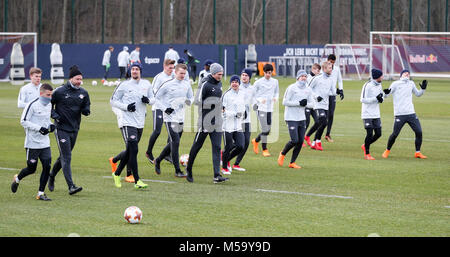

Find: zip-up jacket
[385,79,425,116]
[360,79,384,119]
[197,74,223,132]
[283,81,314,121]
[253,77,279,112]
[151,71,174,111]
[308,73,334,110]
[18,82,41,108]
[240,82,256,123]
[155,78,193,123]
[222,88,246,132]
[51,81,90,132]
[20,98,52,149]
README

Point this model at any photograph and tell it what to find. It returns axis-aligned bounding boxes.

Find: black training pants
[52,129,78,188]
[186,130,222,177]
[19,147,52,192]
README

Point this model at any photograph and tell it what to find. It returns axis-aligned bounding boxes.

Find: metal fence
[1,0,449,45]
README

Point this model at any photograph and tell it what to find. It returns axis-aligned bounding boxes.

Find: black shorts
[363,118,382,129]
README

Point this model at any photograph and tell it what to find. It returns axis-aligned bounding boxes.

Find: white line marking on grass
[102,176,177,184]
[0,167,20,171]
[445,206,450,209]
[256,189,353,199]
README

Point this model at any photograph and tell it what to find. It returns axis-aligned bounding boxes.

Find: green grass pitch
[0,76,448,237]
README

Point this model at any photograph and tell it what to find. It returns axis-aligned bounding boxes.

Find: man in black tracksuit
[185,63,228,184]
[48,65,90,195]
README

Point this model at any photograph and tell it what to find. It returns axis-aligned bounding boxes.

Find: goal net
[0,32,37,82]
[370,32,450,79]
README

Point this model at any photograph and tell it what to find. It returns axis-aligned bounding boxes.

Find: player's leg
[289,121,306,167]
[313,109,328,150]
[11,148,39,193]
[384,116,407,158]
[227,132,244,166]
[325,95,336,142]
[407,114,426,158]
[279,121,299,166]
[209,131,226,182]
[186,131,208,177]
[36,147,52,200]
[234,122,250,169]
[222,132,234,172]
[146,109,164,163]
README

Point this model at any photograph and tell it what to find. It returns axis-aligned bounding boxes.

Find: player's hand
[383,88,391,94]
[141,95,150,104]
[165,107,174,115]
[299,99,307,107]
[81,109,90,116]
[235,112,243,118]
[49,124,56,133]
[127,102,136,112]
[419,80,428,90]
[317,96,323,102]
[252,104,258,111]
[39,127,49,135]
[338,89,344,100]
[376,93,384,103]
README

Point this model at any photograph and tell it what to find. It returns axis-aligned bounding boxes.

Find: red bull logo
[409,54,438,64]
[426,54,438,63]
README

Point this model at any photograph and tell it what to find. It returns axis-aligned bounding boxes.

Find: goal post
[0,32,38,82]
[370,31,450,79]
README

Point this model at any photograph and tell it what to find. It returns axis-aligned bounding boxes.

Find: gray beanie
[210,63,224,75]
[296,69,307,79]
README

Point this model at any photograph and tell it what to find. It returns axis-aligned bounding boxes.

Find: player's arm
[81,91,91,116]
[17,87,27,108]
[110,85,129,111]
[413,80,426,97]
[360,82,378,104]
[20,103,41,131]
[273,80,279,102]
[185,85,194,106]
[282,86,298,107]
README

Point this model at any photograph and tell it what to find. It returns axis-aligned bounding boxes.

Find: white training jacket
[385,78,425,116]
[117,50,130,67]
[129,50,140,63]
[110,78,155,129]
[198,69,210,86]
[222,88,246,132]
[102,49,111,66]
[164,49,180,62]
[155,78,193,123]
[240,82,256,124]
[283,81,314,121]
[329,64,344,96]
[18,83,41,109]
[151,71,174,111]
[20,98,52,149]
[360,79,384,119]
[253,77,279,112]
[308,73,334,110]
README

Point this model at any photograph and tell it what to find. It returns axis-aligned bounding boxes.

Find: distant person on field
[117,46,130,80]
[129,46,141,64]
[11,83,55,201]
[184,49,199,82]
[304,63,321,147]
[164,45,180,62]
[382,69,428,159]
[102,46,114,83]
[17,67,42,108]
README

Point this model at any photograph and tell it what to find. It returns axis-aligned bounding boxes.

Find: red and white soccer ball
[124,206,142,224]
[179,154,189,167]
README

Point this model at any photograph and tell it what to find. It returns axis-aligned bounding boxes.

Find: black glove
[51,109,60,122]
[235,112,243,118]
[81,109,90,116]
[244,111,248,120]
[376,93,384,103]
[383,88,391,95]
[142,95,150,104]
[49,124,56,133]
[317,96,323,102]
[39,127,49,135]
[337,89,344,100]
[419,80,427,90]
[299,99,307,107]
[127,102,136,112]
[165,107,174,115]
[252,104,258,111]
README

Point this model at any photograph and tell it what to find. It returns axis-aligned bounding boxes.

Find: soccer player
[251,63,279,157]
[382,69,428,159]
[145,59,175,164]
[17,67,42,109]
[12,83,55,201]
[185,63,228,184]
[117,46,130,80]
[184,49,198,82]
[360,69,385,160]
[198,59,213,85]
[109,67,135,183]
[129,46,141,63]
[324,54,344,143]
[154,64,193,177]
[304,61,334,151]
[101,46,114,83]
[164,45,180,62]
[221,75,246,175]
[304,63,321,147]
[110,62,155,189]
[232,69,255,171]
[278,70,314,169]
[48,65,90,195]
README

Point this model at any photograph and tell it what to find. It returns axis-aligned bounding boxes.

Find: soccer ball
[108,81,114,87]
[124,206,142,224]
[179,154,189,167]
[103,80,108,86]
[92,80,97,86]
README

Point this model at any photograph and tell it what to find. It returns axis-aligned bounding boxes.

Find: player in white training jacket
[324,54,344,142]
[382,69,428,159]
[17,67,42,109]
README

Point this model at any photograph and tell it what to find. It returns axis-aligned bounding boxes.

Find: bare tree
[240,0,272,44]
